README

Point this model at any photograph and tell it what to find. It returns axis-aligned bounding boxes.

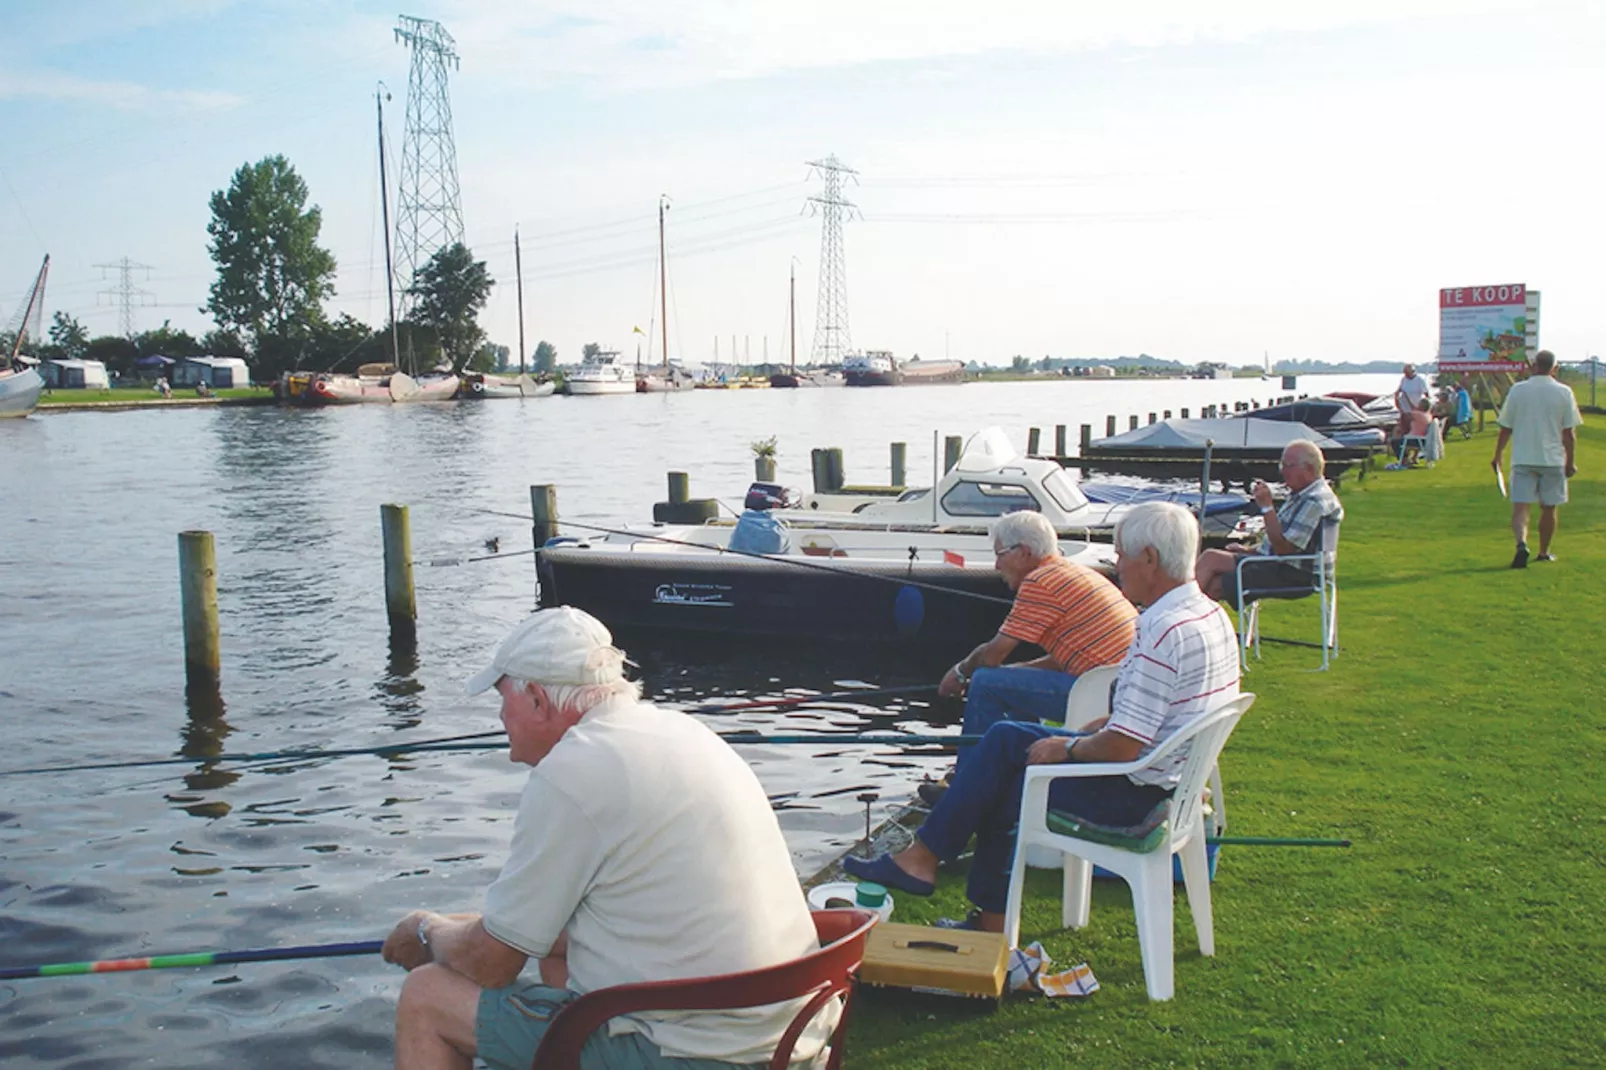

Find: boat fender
[893,585,925,637]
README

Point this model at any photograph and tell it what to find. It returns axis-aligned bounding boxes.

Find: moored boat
[1,256,50,419]
[567,350,636,395]
[843,350,964,386]
[0,365,43,418]
[462,372,554,399]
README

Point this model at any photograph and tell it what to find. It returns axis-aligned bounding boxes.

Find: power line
[94,258,156,337]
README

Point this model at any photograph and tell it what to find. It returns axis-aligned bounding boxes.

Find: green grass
[850,411,1605,1067]
[37,385,272,405]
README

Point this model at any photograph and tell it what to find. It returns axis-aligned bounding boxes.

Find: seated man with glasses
[1194,438,1343,605]
[924,510,1137,805]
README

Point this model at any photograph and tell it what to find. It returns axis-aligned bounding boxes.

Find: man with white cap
[383,607,829,1070]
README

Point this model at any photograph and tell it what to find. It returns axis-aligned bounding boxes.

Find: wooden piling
[1080,424,1092,452]
[826,447,845,491]
[178,530,220,684]
[1129,415,1139,431]
[810,449,830,494]
[667,472,690,504]
[1148,412,1157,424]
[380,504,417,632]
[944,435,963,473]
[1106,415,1117,437]
[1055,424,1067,457]
[1027,427,1041,455]
[1163,409,1172,420]
[1181,407,1190,419]
[890,442,907,487]
[531,484,559,548]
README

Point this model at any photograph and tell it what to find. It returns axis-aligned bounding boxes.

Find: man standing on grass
[1492,350,1582,567]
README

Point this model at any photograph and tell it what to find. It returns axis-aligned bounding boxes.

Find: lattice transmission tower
[95,257,155,337]
[805,155,859,365]
[393,15,465,311]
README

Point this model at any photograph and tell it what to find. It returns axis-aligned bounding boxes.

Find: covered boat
[461,372,554,399]
[1081,418,1371,482]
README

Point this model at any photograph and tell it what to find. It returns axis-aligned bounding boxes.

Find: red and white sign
[1438,283,1530,372]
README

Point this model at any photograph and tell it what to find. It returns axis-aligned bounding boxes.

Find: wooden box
[858,922,1009,1000]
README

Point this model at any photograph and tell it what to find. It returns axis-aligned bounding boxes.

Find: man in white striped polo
[845,503,1241,931]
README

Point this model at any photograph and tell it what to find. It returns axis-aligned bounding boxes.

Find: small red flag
[943,549,965,567]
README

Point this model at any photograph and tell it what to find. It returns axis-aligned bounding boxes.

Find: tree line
[23,154,561,382]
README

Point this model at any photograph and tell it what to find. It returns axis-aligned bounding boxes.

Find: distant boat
[461,372,554,399]
[567,350,636,395]
[636,196,696,393]
[1,255,49,419]
[843,350,964,387]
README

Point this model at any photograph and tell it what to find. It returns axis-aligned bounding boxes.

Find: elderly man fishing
[925,510,1137,804]
[383,607,828,1070]
[847,502,1240,931]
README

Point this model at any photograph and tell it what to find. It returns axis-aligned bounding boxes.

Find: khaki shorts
[1511,464,1568,506]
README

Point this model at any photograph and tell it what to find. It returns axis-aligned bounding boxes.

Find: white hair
[1114,502,1198,582]
[990,510,1059,558]
[507,677,641,715]
[1283,438,1325,477]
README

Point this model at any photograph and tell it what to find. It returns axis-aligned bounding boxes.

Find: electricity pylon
[393,15,465,312]
[805,155,859,365]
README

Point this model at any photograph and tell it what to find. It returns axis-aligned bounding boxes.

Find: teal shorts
[475,981,763,1070]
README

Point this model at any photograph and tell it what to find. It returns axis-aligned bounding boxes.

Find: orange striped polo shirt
[999,558,1138,676]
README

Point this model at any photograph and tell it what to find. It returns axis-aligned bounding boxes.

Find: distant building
[174,356,251,389]
[42,359,111,389]
[1089,365,1117,378]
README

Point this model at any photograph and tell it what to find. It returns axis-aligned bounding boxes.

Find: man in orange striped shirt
[932,511,1137,791]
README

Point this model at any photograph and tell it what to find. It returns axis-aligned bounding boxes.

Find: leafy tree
[134,320,201,359]
[1010,355,1030,372]
[467,342,508,374]
[204,155,337,349]
[405,242,494,373]
[85,334,138,376]
[201,328,249,357]
[533,340,557,373]
[581,342,602,360]
[49,312,89,359]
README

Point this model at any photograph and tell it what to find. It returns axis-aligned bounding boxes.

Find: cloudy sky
[3,0,1602,366]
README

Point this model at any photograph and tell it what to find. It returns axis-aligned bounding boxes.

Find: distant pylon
[805,155,859,365]
[94,257,155,337]
[393,15,465,312]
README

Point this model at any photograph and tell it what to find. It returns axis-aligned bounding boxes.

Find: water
[0,373,1394,1066]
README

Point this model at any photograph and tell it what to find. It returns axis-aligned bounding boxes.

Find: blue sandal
[842,852,935,897]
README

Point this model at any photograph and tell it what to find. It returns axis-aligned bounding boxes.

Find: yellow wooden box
[858,922,1009,1000]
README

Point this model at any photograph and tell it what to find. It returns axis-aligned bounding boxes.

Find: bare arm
[1251,480,1300,555]
[938,632,1024,697]
[1562,427,1577,477]
[1491,427,1513,469]
[382,911,530,990]
[1026,727,1144,765]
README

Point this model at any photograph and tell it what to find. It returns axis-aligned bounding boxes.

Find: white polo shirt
[1499,375,1582,468]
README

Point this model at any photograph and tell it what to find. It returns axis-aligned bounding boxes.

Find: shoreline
[36,394,278,413]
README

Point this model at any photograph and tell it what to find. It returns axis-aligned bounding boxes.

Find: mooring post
[1105,415,1117,437]
[667,472,689,504]
[890,442,907,487]
[1027,427,1041,455]
[810,449,829,494]
[380,503,417,633]
[1055,424,1067,457]
[1080,424,1092,452]
[178,530,220,685]
[943,435,963,473]
[1129,415,1139,430]
[1148,412,1157,424]
[1163,409,1172,420]
[825,448,845,491]
[531,484,559,549]
[1181,407,1190,419]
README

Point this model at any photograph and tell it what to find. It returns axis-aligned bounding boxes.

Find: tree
[1010,355,1030,372]
[468,342,508,374]
[533,340,557,373]
[582,342,602,360]
[85,334,138,376]
[405,242,494,373]
[201,328,249,357]
[134,320,200,359]
[204,155,337,349]
[49,312,89,359]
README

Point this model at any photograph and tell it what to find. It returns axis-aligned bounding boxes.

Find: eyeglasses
[993,543,1021,557]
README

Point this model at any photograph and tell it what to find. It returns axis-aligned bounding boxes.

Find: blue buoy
[893,585,925,636]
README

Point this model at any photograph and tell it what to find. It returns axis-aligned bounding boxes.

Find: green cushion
[1044,799,1171,854]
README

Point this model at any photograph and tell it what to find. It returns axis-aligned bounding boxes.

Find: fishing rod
[1,686,947,778]
[466,506,1017,607]
[0,940,383,981]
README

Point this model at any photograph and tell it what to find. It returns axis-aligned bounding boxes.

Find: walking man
[1492,350,1582,567]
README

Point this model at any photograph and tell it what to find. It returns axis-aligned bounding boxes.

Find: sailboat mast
[515,227,526,375]
[658,195,670,373]
[11,255,50,362]
[789,263,796,375]
[377,88,400,370]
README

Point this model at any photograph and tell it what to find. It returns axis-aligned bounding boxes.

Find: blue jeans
[917,721,1172,914]
[957,667,1078,775]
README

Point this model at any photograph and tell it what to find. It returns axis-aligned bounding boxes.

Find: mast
[10,255,50,362]
[658,195,670,374]
[377,87,401,370]
[515,227,526,375]
[789,262,796,374]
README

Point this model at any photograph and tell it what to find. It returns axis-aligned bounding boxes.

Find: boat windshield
[940,480,1041,517]
[1042,468,1089,512]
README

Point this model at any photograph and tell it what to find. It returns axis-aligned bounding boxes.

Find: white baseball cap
[465,607,627,696]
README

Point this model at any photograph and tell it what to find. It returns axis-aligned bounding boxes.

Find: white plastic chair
[1235,516,1340,671]
[1003,694,1255,1001]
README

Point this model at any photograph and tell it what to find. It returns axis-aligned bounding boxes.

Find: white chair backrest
[1319,516,1341,572]
[1157,694,1255,841]
[1063,664,1121,731]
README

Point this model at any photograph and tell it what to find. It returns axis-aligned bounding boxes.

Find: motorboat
[566,350,636,395]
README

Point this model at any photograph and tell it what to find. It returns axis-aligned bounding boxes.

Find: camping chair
[1234,515,1340,671]
[1003,694,1255,1001]
[531,908,878,1070]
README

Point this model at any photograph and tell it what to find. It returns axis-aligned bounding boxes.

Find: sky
[3,0,1604,367]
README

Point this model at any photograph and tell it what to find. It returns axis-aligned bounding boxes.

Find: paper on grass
[1496,467,1507,498]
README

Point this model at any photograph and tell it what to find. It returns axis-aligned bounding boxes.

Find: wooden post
[944,435,963,473]
[531,484,559,548]
[826,447,845,491]
[1129,415,1139,430]
[1181,407,1190,418]
[1106,415,1117,437]
[1163,409,1172,419]
[890,442,907,487]
[667,472,689,504]
[178,530,220,684]
[1080,424,1092,452]
[1055,424,1067,457]
[380,504,417,632]
[811,449,829,493]
[1027,427,1041,455]
[1148,412,1157,424]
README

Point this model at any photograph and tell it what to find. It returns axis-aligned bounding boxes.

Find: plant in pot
[751,436,778,481]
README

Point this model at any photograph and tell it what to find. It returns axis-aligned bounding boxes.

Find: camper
[41,359,111,390]
[174,356,251,389]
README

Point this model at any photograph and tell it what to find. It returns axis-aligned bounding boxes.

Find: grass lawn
[848,409,1604,1067]
[37,385,272,405]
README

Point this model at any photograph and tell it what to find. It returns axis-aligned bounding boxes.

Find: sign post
[1437,283,1537,431]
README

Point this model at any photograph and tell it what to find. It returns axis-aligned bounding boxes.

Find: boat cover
[1091,418,1345,452]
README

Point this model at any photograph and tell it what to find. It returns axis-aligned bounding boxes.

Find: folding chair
[531,909,878,1070]
[1004,694,1256,1000]
[1235,516,1340,670]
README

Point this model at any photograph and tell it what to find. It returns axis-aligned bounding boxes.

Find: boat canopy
[1093,417,1344,452]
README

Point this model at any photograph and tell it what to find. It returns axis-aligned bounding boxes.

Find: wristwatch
[952,662,970,684]
[1065,737,1079,761]
[417,917,432,949]
[1258,504,1274,515]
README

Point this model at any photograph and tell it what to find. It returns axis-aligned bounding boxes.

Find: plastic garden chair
[1234,515,1340,671]
[530,908,878,1070]
[1003,694,1255,1001]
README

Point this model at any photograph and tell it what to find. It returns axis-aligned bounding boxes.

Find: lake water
[0,372,1395,1067]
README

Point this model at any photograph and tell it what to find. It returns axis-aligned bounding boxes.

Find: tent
[41,359,111,390]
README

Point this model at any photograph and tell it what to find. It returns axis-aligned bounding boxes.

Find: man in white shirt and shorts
[1492,350,1582,567]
